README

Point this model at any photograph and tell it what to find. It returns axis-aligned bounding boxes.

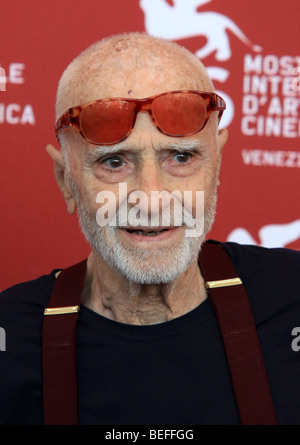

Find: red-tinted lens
[79,100,134,144]
[152,92,207,136]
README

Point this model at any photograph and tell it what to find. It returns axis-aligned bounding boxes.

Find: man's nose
[137,157,163,193]
[129,158,170,217]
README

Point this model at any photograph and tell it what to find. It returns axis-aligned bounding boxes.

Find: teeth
[127,229,165,236]
[135,230,162,236]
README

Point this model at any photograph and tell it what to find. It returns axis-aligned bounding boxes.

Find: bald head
[56,32,214,120]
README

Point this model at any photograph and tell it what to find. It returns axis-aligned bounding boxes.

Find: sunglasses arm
[55,109,80,137]
[214,95,226,123]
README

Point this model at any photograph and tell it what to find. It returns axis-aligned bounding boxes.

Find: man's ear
[217,128,228,154]
[46,144,77,215]
[216,128,228,186]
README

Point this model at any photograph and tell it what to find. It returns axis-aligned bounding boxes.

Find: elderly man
[0,33,299,426]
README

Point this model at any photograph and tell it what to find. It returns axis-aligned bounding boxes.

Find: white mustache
[96,186,204,237]
[115,200,196,229]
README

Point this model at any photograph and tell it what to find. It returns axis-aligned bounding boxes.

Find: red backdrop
[1,0,299,291]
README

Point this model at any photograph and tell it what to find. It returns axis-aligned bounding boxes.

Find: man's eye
[173,152,192,163]
[102,156,125,169]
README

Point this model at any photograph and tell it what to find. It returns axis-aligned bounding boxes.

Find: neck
[81,251,207,325]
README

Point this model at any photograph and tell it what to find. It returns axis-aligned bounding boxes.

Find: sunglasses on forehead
[55,90,226,146]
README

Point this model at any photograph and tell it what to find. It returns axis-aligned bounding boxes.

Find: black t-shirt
[0,242,300,425]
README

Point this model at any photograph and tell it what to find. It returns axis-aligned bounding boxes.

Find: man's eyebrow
[84,140,206,164]
[164,141,206,152]
[83,143,128,164]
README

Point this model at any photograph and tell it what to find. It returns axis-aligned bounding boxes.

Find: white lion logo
[140,0,262,61]
[140,0,262,129]
[227,220,300,248]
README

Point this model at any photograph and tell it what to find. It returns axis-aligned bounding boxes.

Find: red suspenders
[42,260,86,425]
[199,241,277,425]
[42,241,277,425]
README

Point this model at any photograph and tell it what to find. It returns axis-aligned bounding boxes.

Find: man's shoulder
[0,269,61,424]
[0,269,58,313]
[219,240,299,275]
[213,239,300,285]
[209,240,300,316]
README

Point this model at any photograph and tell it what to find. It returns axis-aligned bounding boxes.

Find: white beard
[72,184,217,285]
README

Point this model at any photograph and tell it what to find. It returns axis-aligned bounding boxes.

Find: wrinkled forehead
[56,38,213,117]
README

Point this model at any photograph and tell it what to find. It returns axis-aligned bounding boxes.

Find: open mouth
[119,226,180,242]
[125,228,169,237]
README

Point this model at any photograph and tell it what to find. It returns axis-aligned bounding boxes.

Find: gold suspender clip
[206,277,242,289]
[44,306,80,315]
